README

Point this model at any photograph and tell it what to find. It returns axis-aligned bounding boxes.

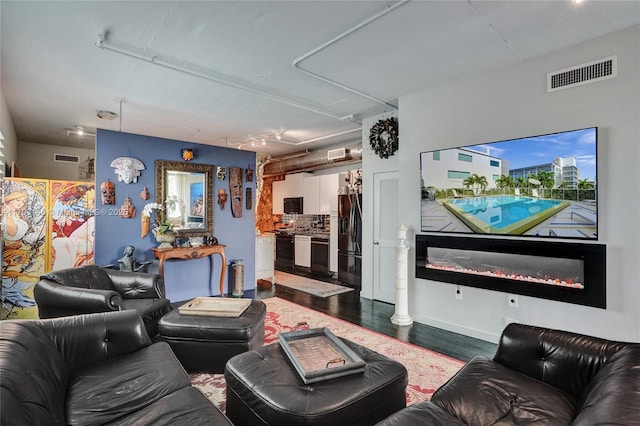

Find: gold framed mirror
[155,160,214,238]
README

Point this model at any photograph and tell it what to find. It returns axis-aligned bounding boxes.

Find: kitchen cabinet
[301,173,339,215]
[273,173,311,214]
[294,235,311,268]
[256,234,275,283]
[302,176,319,214]
[319,174,339,214]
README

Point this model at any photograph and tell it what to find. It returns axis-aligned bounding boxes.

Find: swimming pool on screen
[443,195,570,235]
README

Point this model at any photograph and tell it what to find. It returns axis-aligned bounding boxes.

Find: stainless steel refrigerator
[338,193,362,288]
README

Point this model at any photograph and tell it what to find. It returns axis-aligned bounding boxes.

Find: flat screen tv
[420,127,597,240]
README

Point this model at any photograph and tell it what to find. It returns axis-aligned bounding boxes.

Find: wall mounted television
[420,127,598,240]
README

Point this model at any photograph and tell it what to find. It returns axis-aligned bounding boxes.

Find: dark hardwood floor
[243,270,497,362]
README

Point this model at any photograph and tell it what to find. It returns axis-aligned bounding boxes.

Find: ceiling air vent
[54,153,80,163]
[327,147,348,161]
[547,56,616,92]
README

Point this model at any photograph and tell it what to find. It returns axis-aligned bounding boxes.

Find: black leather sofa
[0,310,232,426]
[377,323,640,425]
[34,265,171,337]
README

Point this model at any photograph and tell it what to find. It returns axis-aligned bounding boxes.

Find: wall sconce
[181,149,194,161]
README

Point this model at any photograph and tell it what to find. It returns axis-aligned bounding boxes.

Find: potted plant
[141,196,182,248]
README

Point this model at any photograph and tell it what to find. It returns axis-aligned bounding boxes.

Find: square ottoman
[224,337,408,426]
[158,299,266,373]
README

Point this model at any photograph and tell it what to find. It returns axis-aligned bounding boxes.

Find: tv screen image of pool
[420,127,597,239]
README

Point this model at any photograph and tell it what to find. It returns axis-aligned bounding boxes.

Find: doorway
[372,171,399,304]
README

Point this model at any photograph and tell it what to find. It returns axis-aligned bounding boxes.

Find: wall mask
[246,164,254,182]
[217,188,228,210]
[216,166,227,181]
[139,186,150,200]
[101,180,116,205]
[229,167,243,218]
[119,195,136,218]
[111,156,146,184]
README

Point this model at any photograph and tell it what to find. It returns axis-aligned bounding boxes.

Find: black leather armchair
[0,311,232,426]
[377,323,640,425]
[34,265,171,337]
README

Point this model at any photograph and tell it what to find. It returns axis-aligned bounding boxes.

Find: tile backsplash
[281,214,329,231]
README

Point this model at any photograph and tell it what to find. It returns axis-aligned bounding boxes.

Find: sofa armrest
[34,279,124,318]
[573,346,640,425]
[38,310,152,372]
[104,269,165,299]
[493,323,630,399]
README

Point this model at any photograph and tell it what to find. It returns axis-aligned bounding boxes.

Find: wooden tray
[278,327,366,384]
[178,297,251,317]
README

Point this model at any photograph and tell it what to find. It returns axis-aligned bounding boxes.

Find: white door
[372,171,399,304]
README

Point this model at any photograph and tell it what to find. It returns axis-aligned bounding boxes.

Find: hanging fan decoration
[369,117,398,159]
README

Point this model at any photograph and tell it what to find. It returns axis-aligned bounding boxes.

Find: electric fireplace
[415,235,606,308]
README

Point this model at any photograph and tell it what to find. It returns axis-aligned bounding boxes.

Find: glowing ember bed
[443,195,569,235]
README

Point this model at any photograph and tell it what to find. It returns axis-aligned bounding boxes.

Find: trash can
[230,259,245,297]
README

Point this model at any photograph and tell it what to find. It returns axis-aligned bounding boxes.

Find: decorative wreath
[369,117,398,159]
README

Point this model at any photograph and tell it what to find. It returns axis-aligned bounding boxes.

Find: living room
[1,2,639,424]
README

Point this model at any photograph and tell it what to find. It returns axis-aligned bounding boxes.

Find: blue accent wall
[95,129,256,301]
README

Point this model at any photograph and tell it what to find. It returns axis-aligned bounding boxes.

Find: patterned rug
[189,297,465,413]
[274,270,355,297]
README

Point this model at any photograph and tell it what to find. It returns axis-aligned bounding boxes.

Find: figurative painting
[50,181,96,271]
[1,178,48,319]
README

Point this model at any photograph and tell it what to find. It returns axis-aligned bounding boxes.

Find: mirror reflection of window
[156,159,213,237]
[166,170,207,230]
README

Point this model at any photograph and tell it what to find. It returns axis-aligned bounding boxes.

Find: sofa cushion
[431,356,577,425]
[375,401,466,425]
[102,387,232,426]
[43,265,113,291]
[66,342,191,426]
[0,322,69,426]
[572,346,640,426]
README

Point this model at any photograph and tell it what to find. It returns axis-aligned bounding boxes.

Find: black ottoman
[224,338,408,426]
[158,299,266,373]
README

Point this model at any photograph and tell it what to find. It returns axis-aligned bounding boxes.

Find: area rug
[189,297,465,413]
[274,270,355,297]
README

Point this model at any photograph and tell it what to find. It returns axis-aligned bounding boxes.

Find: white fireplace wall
[362,24,639,343]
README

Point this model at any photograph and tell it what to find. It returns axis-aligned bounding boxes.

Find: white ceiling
[1,1,639,156]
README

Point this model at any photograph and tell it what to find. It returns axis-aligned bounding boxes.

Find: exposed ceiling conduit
[263,142,363,176]
[95,33,356,124]
[292,0,408,110]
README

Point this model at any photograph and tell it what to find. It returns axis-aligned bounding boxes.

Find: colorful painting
[1,178,49,319]
[1,179,95,320]
[50,181,96,270]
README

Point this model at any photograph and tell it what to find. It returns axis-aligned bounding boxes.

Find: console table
[151,245,227,296]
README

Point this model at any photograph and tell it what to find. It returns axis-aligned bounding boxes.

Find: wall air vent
[327,148,347,161]
[54,153,80,163]
[547,56,616,92]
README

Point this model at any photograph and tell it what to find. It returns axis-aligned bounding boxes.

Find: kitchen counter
[275,230,329,240]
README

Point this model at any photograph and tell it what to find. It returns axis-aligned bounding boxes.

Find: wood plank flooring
[245,270,497,362]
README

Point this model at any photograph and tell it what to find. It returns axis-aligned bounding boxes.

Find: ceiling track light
[66,125,95,138]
